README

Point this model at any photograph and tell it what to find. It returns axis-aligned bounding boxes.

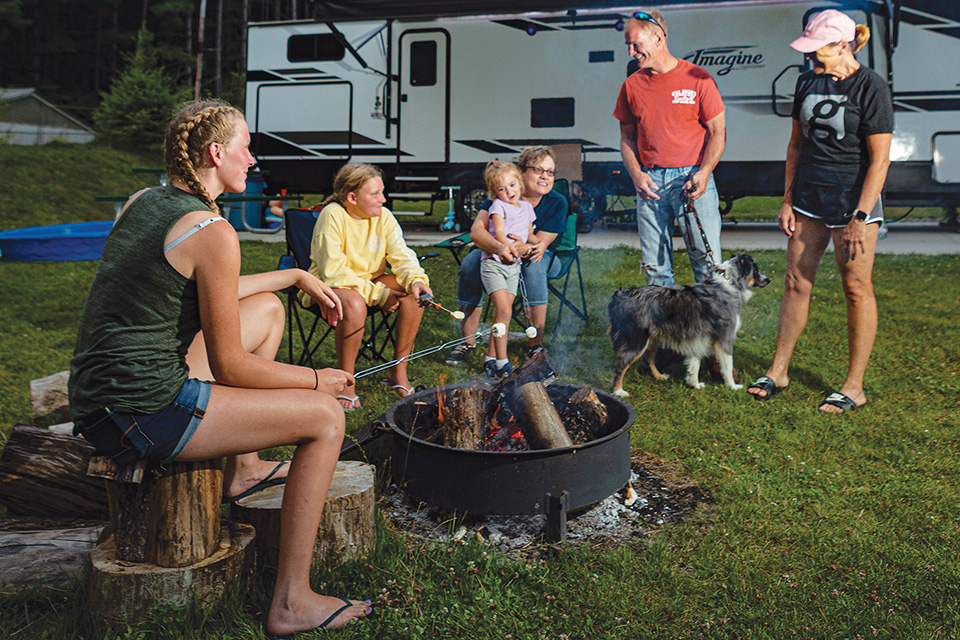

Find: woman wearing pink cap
[747,10,892,414]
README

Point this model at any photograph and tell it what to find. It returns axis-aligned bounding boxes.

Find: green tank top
[68,185,212,420]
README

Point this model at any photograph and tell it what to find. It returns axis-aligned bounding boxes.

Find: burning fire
[436,375,447,423]
[483,402,528,452]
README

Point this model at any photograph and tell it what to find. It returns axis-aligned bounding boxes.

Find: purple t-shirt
[482,199,536,262]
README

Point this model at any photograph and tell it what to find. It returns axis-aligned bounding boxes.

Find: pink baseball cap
[789,9,856,53]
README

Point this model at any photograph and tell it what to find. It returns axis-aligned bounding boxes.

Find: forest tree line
[0,0,321,123]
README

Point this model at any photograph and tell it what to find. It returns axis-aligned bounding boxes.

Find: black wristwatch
[853,209,868,221]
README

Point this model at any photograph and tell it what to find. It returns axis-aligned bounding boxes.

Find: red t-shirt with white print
[613,58,725,169]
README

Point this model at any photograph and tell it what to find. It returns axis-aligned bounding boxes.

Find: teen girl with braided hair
[68,100,371,634]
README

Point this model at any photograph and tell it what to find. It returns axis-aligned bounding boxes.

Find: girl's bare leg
[332,288,367,408]
[488,289,514,361]
[377,274,424,396]
[177,386,369,634]
[748,216,830,397]
[186,292,291,497]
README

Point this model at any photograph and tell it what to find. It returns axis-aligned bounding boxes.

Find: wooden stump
[440,386,487,450]
[231,460,375,569]
[0,521,105,593]
[109,459,222,567]
[30,371,70,427]
[0,424,109,519]
[89,520,255,626]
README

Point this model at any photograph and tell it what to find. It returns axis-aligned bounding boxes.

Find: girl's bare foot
[267,593,371,636]
[223,458,290,501]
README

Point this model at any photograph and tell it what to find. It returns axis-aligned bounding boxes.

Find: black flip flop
[747,376,786,400]
[264,598,370,639]
[222,461,288,504]
[818,391,866,414]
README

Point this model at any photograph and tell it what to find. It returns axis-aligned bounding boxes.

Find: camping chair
[279,208,432,368]
[544,207,588,336]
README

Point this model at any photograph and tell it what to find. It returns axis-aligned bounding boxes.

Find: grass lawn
[1,231,959,638]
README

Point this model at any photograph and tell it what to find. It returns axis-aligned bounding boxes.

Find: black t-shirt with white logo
[791,66,893,218]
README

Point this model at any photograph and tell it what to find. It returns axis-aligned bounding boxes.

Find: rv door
[397,30,449,164]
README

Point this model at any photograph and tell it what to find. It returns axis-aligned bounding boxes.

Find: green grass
[0,142,158,231]
[2,143,960,638]
[2,238,959,639]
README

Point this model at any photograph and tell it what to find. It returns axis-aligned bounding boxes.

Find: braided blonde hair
[321,163,384,208]
[164,100,244,214]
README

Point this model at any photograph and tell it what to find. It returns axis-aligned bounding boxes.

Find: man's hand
[633,172,660,200]
[683,171,710,201]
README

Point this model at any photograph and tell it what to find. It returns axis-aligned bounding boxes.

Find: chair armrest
[277,254,297,271]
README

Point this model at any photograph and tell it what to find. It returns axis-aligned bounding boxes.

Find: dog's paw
[686,380,705,389]
[613,388,631,398]
[728,383,744,390]
[652,372,671,381]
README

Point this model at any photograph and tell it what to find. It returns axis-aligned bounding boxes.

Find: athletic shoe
[484,359,499,379]
[496,362,515,378]
[527,345,545,358]
[445,342,475,365]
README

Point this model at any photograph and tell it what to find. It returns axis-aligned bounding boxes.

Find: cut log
[515,381,573,450]
[0,523,105,593]
[89,521,255,627]
[440,386,487,449]
[110,459,222,567]
[231,460,375,569]
[560,387,610,445]
[0,424,109,519]
[30,371,70,427]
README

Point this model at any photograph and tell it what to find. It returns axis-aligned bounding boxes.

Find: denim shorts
[74,378,211,466]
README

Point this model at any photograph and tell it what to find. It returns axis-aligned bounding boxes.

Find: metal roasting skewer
[353,324,506,380]
[421,294,465,320]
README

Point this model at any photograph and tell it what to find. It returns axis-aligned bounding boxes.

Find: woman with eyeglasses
[446,146,569,365]
[746,10,892,414]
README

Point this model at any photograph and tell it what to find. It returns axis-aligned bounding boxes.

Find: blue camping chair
[279,208,435,367]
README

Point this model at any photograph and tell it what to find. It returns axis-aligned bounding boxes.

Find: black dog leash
[680,189,718,275]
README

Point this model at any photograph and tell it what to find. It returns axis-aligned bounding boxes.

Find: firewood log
[0,425,109,518]
[560,387,609,445]
[515,381,573,449]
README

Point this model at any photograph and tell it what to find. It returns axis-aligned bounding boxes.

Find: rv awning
[314,0,735,22]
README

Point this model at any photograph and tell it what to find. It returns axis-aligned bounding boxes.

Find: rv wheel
[457,187,488,229]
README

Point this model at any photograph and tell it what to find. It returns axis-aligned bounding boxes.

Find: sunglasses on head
[633,11,665,35]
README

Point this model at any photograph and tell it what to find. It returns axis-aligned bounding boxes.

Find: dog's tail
[608,288,635,344]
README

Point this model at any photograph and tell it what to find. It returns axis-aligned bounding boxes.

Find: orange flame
[436,375,447,423]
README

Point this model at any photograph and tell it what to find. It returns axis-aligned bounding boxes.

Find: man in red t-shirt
[613,9,726,286]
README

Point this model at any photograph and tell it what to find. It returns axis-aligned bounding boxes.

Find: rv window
[287,34,345,63]
[409,41,437,87]
[531,98,575,128]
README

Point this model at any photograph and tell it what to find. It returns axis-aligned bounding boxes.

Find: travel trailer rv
[245,0,960,227]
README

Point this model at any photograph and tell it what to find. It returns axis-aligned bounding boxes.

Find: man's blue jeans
[636,167,722,286]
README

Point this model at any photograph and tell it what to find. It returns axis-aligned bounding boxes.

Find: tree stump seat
[231,460,376,569]
[87,457,255,626]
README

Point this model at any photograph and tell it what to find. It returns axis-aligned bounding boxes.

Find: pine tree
[93,26,189,151]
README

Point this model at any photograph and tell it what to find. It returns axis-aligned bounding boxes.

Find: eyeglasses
[633,11,665,35]
[529,166,556,177]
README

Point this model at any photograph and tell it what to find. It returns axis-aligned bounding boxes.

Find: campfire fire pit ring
[346,382,635,541]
